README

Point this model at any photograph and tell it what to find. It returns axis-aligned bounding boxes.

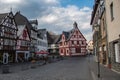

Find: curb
[91,71,97,80]
[111,69,120,74]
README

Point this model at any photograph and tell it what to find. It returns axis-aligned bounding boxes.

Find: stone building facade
[91,0,120,72]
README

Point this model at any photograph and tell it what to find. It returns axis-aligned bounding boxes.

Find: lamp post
[94,19,100,78]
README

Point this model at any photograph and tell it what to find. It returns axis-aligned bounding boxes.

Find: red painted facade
[59,22,87,56]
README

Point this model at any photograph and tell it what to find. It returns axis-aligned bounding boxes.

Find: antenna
[10,7,12,12]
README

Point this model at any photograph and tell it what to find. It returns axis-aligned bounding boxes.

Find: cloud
[0,0,92,41]
[37,5,92,41]
[1,0,22,4]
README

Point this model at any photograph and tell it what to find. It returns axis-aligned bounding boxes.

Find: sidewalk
[0,57,64,74]
[89,55,120,80]
[0,60,45,74]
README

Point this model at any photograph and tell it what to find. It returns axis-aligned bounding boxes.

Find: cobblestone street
[0,56,93,80]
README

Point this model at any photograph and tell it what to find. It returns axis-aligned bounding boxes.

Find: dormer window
[76,31,78,34]
[63,36,65,40]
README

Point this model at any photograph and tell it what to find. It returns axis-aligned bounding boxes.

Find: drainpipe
[104,0,111,69]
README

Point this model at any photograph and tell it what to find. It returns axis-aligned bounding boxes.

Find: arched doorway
[3,53,9,64]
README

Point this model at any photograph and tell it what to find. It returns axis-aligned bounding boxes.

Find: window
[74,35,76,38]
[114,43,120,63]
[71,48,75,53]
[74,41,77,45]
[61,49,63,53]
[76,47,81,53]
[82,41,84,45]
[102,18,105,31]
[71,41,74,44]
[76,31,78,34]
[60,43,62,46]
[67,50,69,53]
[63,36,65,40]
[79,35,81,38]
[77,41,79,44]
[110,2,114,21]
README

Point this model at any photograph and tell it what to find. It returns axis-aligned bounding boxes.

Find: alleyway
[0,56,93,80]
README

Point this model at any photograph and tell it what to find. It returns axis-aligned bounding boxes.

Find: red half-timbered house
[15,12,31,62]
[59,22,87,56]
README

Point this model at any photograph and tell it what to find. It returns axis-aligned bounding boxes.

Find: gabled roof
[47,31,61,44]
[53,34,61,44]
[61,22,87,41]
[14,12,32,34]
[14,12,32,40]
[0,12,18,30]
[62,28,74,41]
[37,29,47,39]
[0,12,14,24]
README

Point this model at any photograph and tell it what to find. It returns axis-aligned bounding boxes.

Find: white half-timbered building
[37,29,48,57]
[0,12,17,64]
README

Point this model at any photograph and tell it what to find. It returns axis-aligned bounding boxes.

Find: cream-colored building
[87,40,93,54]
[105,0,120,72]
[91,0,120,72]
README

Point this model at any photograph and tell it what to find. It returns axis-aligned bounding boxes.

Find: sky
[0,0,94,42]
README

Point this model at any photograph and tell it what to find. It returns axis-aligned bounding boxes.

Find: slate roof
[62,28,74,41]
[14,12,32,35]
[37,29,47,39]
[53,34,61,44]
[47,31,61,44]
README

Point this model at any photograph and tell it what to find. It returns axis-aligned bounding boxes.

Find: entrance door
[3,53,9,64]
[25,53,29,61]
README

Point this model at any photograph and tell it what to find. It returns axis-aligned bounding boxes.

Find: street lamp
[94,19,100,78]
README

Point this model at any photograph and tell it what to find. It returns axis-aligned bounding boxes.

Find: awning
[35,50,49,54]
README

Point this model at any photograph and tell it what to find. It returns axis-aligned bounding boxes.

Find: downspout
[104,0,111,69]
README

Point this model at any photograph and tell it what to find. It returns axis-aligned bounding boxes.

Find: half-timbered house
[29,20,38,57]
[37,29,48,57]
[14,12,31,62]
[59,22,87,56]
[47,31,61,55]
[0,12,17,64]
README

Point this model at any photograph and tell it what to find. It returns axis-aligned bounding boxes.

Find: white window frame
[114,43,120,63]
